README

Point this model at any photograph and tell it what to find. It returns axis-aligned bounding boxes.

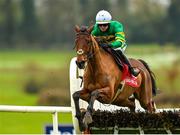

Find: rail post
[52,111,59,135]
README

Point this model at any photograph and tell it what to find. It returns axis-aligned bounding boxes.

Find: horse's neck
[87,37,104,73]
[88,52,103,72]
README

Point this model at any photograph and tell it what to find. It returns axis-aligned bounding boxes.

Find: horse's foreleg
[73,90,90,131]
[83,90,99,127]
[87,90,99,113]
[73,91,83,130]
[73,91,81,119]
[114,98,135,112]
[87,86,111,114]
[83,87,110,126]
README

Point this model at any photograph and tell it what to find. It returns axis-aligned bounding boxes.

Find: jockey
[91,10,140,78]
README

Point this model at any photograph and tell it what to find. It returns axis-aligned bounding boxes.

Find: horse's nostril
[81,61,85,65]
[76,61,85,69]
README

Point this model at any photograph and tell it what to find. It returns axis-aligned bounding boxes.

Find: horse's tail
[138,59,157,96]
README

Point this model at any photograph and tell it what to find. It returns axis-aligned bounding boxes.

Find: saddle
[102,46,123,71]
[95,37,123,71]
[101,46,139,88]
[102,47,123,72]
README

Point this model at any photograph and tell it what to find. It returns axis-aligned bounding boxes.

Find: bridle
[74,25,101,70]
[75,32,96,60]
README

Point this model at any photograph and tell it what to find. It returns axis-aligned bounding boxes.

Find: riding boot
[116,50,140,77]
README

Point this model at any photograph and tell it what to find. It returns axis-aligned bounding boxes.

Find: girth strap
[111,81,125,103]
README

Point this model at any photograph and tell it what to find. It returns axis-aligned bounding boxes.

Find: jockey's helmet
[96,10,112,24]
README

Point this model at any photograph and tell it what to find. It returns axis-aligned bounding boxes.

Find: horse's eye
[77,49,84,55]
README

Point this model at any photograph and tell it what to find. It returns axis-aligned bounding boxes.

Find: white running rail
[0,105,72,134]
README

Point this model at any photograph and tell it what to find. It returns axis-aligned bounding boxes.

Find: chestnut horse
[73,25,157,131]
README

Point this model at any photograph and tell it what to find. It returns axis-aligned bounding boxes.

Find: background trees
[0,0,179,49]
[166,0,180,45]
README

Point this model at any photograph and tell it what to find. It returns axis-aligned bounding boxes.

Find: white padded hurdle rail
[0,105,72,134]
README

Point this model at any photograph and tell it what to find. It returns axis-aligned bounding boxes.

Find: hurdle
[69,57,180,134]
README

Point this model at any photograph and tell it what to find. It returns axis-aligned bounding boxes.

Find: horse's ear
[75,25,80,33]
[87,24,94,33]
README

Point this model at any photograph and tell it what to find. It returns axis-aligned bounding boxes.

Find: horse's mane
[78,26,90,35]
[80,26,87,32]
[90,35,100,49]
[90,35,124,71]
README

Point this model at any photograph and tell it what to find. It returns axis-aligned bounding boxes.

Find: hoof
[130,106,135,112]
[129,97,135,102]
[76,116,85,132]
[152,101,156,112]
[79,123,86,132]
[83,111,93,127]
[147,101,156,113]
[83,128,90,134]
[80,108,87,113]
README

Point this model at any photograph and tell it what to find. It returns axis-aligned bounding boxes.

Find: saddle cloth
[121,63,140,87]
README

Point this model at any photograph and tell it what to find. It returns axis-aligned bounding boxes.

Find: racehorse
[73,25,157,131]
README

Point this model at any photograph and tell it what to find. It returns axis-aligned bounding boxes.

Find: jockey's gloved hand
[101,43,111,48]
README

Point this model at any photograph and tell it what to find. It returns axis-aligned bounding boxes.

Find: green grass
[0,112,72,134]
[0,50,75,69]
[0,50,75,104]
[0,50,75,133]
[0,45,179,133]
[126,43,178,55]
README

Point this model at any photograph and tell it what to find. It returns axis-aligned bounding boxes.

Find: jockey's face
[98,23,109,32]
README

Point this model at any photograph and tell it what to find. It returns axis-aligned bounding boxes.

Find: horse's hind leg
[113,86,136,112]
[138,84,156,113]
[147,100,156,112]
[139,99,156,113]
